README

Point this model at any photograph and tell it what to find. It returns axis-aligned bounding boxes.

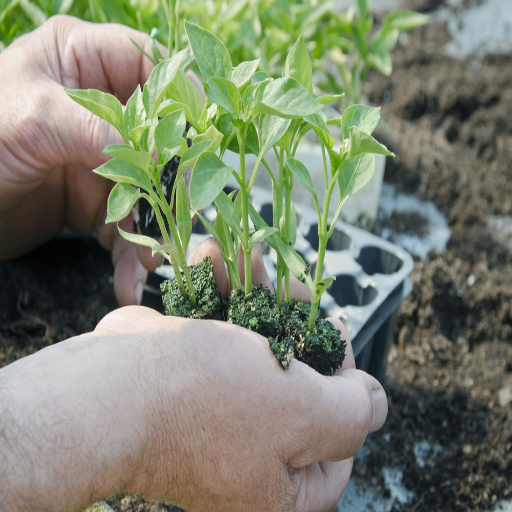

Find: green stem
[276,258,284,306]
[284,160,292,302]
[320,141,328,193]
[174,0,180,54]
[237,126,252,296]
[222,219,241,290]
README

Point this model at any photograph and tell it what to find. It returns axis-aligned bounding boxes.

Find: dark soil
[162,259,346,375]
[1,4,512,511]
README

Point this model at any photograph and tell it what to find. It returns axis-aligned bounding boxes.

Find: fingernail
[135,281,144,305]
[369,387,388,433]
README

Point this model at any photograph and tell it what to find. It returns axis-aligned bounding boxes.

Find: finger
[188,237,230,297]
[237,243,274,293]
[290,459,352,512]
[54,16,156,100]
[283,274,311,302]
[95,305,163,332]
[283,365,387,467]
[326,317,355,372]
[111,217,148,306]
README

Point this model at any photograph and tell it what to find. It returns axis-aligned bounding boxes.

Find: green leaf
[155,109,187,159]
[284,36,313,94]
[303,113,336,149]
[189,152,234,210]
[249,227,278,244]
[366,52,393,76]
[176,178,192,251]
[274,237,313,290]
[142,49,187,118]
[218,116,259,155]
[357,0,369,19]
[248,202,277,251]
[118,226,159,250]
[251,78,322,119]
[65,88,123,132]
[185,21,232,81]
[232,59,261,89]
[258,115,291,157]
[106,183,140,223]
[316,93,345,105]
[177,138,218,177]
[124,85,146,141]
[151,242,183,263]
[204,77,241,120]
[251,71,271,83]
[275,119,297,154]
[341,105,381,140]
[192,125,224,150]
[165,69,204,123]
[348,126,395,159]
[371,29,399,55]
[103,144,152,171]
[286,157,318,196]
[381,10,430,32]
[317,276,335,295]
[94,158,151,189]
[214,191,242,239]
[338,153,376,203]
[131,120,153,145]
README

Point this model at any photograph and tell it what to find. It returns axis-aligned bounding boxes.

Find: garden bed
[1,1,511,511]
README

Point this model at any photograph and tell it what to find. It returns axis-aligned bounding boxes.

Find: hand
[0,16,163,306]
[0,306,387,512]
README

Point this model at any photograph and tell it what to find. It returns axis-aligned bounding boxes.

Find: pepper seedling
[65,21,394,340]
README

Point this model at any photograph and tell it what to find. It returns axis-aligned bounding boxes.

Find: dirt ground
[1,2,511,511]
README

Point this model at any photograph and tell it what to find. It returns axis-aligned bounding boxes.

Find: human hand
[0,306,386,512]
[0,16,184,306]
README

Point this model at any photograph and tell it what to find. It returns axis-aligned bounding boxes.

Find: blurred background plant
[0,0,428,107]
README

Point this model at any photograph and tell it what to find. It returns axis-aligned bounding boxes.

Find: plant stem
[274,148,285,305]
[222,218,241,289]
[284,153,292,302]
[174,0,180,54]
[237,126,252,296]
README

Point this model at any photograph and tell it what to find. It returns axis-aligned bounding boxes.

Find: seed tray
[143,186,414,381]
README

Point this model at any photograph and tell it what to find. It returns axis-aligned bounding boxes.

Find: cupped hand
[93,307,387,512]
[0,16,162,305]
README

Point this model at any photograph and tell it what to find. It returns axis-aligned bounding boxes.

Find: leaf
[151,242,183,263]
[341,105,381,140]
[118,226,159,250]
[142,49,187,118]
[303,113,336,149]
[316,93,344,105]
[249,227,278,244]
[185,21,232,81]
[131,119,153,145]
[356,0,369,19]
[286,157,318,195]
[204,77,241,120]
[289,203,297,247]
[124,85,146,140]
[232,59,261,89]
[348,126,395,159]
[106,183,140,223]
[218,115,259,155]
[155,109,187,158]
[371,29,399,55]
[214,191,242,239]
[177,138,218,177]
[93,158,151,190]
[381,10,430,32]
[338,153,376,202]
[176,178,192,251]
[317,276,335,295]
[251,78,322,119]
[366,52,393,76]
[189,152,234,210]
[103,144,152,171]
[165,69,204,123]
[284,36,313,94]
[258,115,291,157]
[274,237,313,290]
[192,125,224,150]
[197,212,225,249]
[276,119,297,154]
[19,0,46,26]
[65,88,123,132]
[251,71,271,83]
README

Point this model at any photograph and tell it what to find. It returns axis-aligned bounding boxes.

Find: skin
[0,16,388,512]
[0,15,169,306]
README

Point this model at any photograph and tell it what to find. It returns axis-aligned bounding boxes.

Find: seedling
[65,21,394,366]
